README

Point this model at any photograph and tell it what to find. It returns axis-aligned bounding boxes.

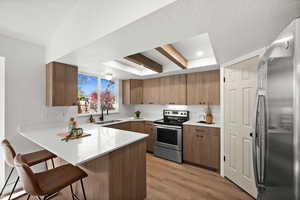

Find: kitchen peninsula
[19,123,148,200]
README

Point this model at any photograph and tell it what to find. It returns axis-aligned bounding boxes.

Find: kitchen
[0,1,299,200]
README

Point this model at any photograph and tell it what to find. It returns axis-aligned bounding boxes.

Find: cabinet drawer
[130,122,145,133]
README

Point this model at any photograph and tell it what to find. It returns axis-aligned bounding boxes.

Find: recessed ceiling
[101,33,218,76]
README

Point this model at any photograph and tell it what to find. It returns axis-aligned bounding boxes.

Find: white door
[224,56,258,198]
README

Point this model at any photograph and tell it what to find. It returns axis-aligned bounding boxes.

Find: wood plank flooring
[14,154,253,200]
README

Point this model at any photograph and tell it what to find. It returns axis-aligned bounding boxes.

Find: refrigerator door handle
[253,93,267,190]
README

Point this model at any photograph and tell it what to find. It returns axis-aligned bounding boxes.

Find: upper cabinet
[122,70,219,105]
[160,74,186,105]
[187,70,220,105]
[143,78,160,104]
[46,62,78,106]
[122,80,143,104]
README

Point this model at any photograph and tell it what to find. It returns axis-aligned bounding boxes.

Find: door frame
[220,48,265,177]
[0,56,5,187]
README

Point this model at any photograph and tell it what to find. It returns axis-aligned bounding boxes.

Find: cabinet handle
[196,134,204,139]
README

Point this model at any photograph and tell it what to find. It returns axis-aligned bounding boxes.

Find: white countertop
[19,123,148,166]
[183,120,221,128]
[93,117,221,128]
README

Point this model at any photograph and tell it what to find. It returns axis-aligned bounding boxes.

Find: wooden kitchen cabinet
[130,121,145,133]
[183,125,220,170]
[159,74,186,105]
[187,70,220,105]
[46,62,78,106]
[122,80,143,104]
[144,121,155,153]
[143,78,160,104]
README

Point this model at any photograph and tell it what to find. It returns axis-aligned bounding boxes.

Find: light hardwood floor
[14,154,253,200]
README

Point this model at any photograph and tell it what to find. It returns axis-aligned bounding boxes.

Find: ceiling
[57,0,300,78]
[0,0,299,79]
[0,0,78,45]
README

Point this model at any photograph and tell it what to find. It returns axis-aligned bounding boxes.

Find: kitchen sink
[94,120,122,125]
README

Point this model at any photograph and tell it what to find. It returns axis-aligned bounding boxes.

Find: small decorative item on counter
[62,128,86,142]
[89,115,95,123]
[68,117,77,132]
[205,105,214,124]
[134,110,141,119]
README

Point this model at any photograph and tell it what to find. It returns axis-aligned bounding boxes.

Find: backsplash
[133,104,220,122]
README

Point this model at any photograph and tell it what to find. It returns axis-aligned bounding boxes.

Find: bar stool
[14,154,88,200]
[0,139,57,200]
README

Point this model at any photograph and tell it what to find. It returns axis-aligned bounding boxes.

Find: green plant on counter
[134,110,141,118]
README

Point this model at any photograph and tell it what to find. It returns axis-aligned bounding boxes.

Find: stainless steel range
[153,110,189,163]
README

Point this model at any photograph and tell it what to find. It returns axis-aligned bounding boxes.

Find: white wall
[133,104,220,123]
[0,34,79,193]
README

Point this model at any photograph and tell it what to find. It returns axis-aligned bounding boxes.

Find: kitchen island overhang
[19,123,148,200]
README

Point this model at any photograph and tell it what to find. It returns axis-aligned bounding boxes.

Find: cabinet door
[192,126,211,166]
[145,122,154,152]
[122,80,131,104]
[143,79,151,104]
[159,76,170,104]
[187,72,207,105]
[130,80,143,104]
[160,75,186,105]
[46,62,78,106]
[206,70,220,105]
[207,128,220,169]
[183,126,194,163]
[172,74,187,105]
[151,78,160,104]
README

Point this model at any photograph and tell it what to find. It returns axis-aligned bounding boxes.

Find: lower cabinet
[183,125,220,171]
[105,121,155,153]
[144,122,155,153]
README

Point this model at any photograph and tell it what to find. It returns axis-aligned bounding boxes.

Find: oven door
[154,124,182,151]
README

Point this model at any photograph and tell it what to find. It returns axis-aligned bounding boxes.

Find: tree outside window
[77,73,118,114]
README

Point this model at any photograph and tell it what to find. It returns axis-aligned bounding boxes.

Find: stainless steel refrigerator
[253,17,300,200]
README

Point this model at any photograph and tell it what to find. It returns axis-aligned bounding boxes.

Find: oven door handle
[154,125,182,131]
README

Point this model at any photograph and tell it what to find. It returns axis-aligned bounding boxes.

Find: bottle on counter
[205,105,213,124]
[68,117,77,132]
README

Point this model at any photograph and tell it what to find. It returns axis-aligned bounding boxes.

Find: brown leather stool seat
[22,150,56,167]
[0,139,57,200]
[15,154,88,200]
[35,164,87,195]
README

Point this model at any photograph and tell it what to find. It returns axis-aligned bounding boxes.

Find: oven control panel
[163,110,189,117]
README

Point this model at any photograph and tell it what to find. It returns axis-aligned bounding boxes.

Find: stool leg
[51,159,55,169]
[80,179,87,200]
[26,195,31,200]
[70,184,75,200]
[0,167,14,196]
[8,176,19,200]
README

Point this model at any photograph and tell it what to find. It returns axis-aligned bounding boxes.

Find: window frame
[77,72,120,117]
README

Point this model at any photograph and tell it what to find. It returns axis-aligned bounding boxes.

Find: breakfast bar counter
[19,123,148,200]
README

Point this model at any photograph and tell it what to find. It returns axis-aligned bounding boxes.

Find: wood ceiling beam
[156,44,187,69]
[124,53,163,73]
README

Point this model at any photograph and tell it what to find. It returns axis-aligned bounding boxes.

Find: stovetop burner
[154,110,189,126]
